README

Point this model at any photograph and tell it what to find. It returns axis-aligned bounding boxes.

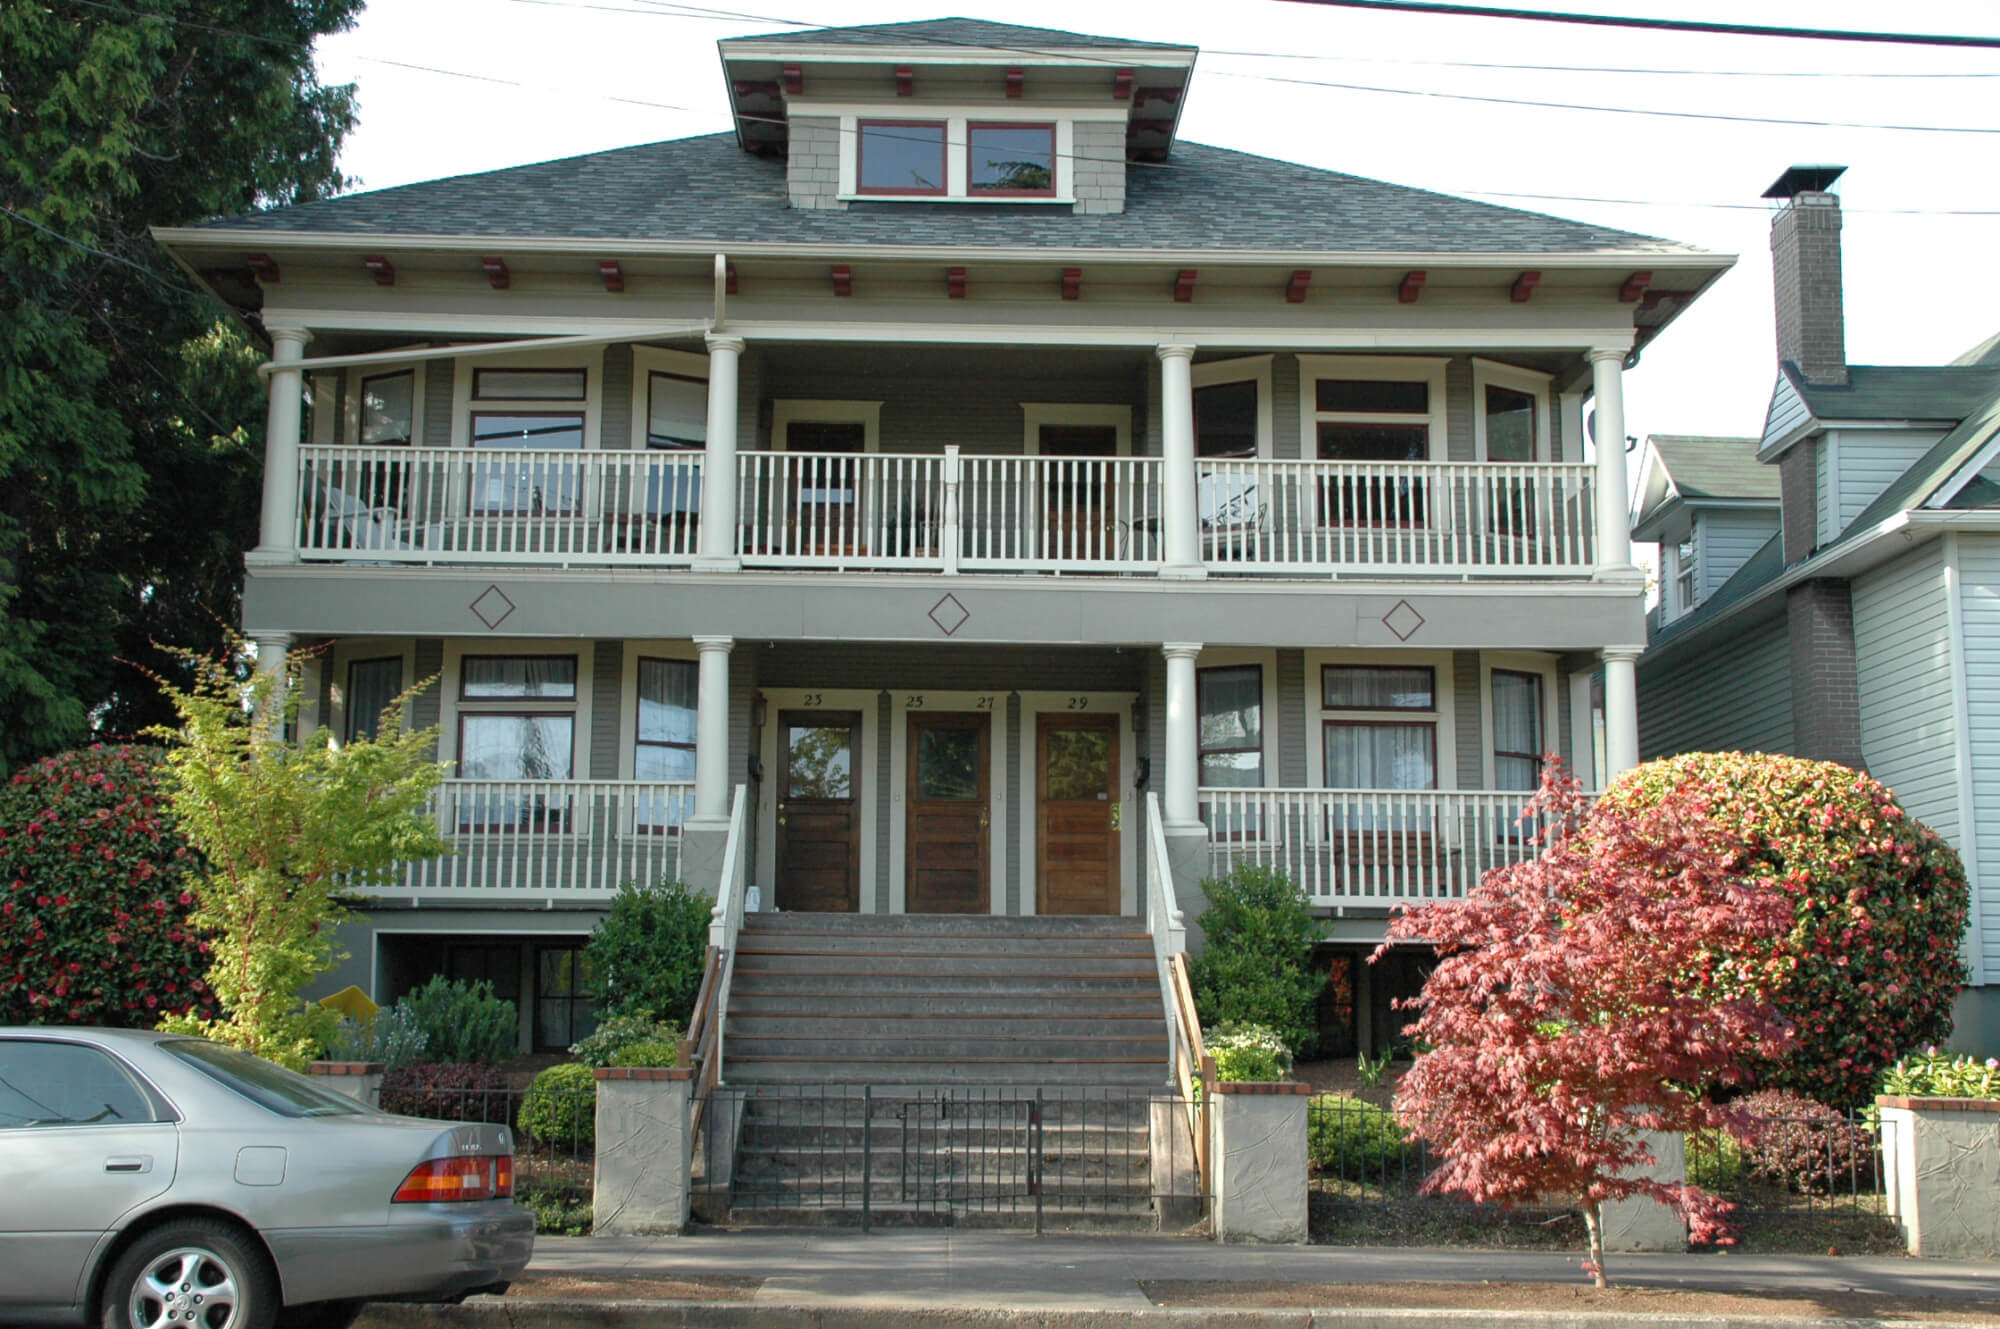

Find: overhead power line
[1206,48,2000,78]
[1267,0,2000,49]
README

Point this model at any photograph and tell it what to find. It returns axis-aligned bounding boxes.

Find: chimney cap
[1763,164,1847,199]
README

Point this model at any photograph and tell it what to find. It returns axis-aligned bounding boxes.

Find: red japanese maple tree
[1381,764,1796,1286]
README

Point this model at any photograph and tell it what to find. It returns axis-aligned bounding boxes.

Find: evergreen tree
[0,0,361,770]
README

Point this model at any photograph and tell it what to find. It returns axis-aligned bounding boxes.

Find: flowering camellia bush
[1387,765,1796,1287]
[0,746,217,1027]
[1600,753,1969,1109]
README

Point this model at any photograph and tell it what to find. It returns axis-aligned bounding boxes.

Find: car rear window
[163,1040,370,1117]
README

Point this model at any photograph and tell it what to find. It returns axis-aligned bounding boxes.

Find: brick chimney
[1764,164,1848,386]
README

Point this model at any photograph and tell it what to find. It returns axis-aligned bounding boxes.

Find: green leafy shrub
[396,976,518,1065]
[608,1039,680,1069]
[1685,1128,1746,1193]
[586,879,710,1025]
[1880,1046,2000,1100]
[1206,1021,1293,1082]
[1308,1094,1410,1176]
[517,1062,596,1148]
[569,1013,681,1069]
[0,745,217,1028]
[1601,753,1970,1108]
[378,1061,513,1123]
[1189,865,1326,1055]
[326,1005,429,1070]
[516,1179,591,1235]
[1730,1090,1877,1197]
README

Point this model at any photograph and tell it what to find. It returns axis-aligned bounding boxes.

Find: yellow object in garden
[318,985,379,1024]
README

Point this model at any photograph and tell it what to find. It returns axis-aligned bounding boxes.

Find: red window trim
[856,120,948,197]
[966,121,1057,198]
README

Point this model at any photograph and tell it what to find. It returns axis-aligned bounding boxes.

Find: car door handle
[104,1156,152,1174]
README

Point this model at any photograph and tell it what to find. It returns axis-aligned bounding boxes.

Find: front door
[906,712,991,914]
[1039,425,1117,560]
[777,710,861,912]
[1036,712,1121,915]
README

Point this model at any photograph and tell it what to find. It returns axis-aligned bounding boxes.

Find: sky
[311,0,2000,448]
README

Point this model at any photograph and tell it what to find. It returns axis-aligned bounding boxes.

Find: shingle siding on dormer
[787,117,845,209]
[1070,121,1127,215]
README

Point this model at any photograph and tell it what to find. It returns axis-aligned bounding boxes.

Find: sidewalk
[355,1230,2000,1329]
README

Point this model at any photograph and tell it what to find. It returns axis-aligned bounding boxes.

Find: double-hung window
[469,368,587,516]
[645,371,706,524]
[635,657,697,832]
[1321,665,1438,790]
[1303,357,1446,528]
[345,656,405,744]
[456,655,578,831]
[1490,669,1544,792]
[1675,534,1697,614]
[1198,664,1265,841]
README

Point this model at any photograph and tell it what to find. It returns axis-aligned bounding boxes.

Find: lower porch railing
[1201,787,1566,905]
[367,779,693,901]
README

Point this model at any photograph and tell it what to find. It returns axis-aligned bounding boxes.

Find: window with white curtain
[1321,664,1437,789]
[1198,665,1264,788]
[345,657,404,744]
[635,657,697,831]
[1491,669,1544,792]
[454,656,579,830]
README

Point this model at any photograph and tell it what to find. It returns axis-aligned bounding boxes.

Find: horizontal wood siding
[1834,428,1943,536]
[1762,373,1809,451]
[589,639,622,779]
[1638,611,1792,759]
[1697,510,1781,601]
[1955,535,2000,975]
[1853,545,1959,842]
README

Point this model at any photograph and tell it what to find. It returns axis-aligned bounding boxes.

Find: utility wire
[1266,0,2000,50]
[1205,47,2000,78]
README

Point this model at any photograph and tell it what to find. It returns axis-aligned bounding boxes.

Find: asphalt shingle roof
[1790,363,2000,422]
[724,17,1192,51]
[194,134,1692,255]
[1649,435,1778,503]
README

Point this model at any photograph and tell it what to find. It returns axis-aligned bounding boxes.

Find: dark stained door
[1039,424,1118,559]
[777,710,861,912]
[906,712,991,914]
[1036,712,1121,915]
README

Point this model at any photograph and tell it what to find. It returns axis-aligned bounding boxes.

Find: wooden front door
[906,712,991,914]
[1036,712,1121,915]
[776,709,861,912]
[1039,424,1117,559]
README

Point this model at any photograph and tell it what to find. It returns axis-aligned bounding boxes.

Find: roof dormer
[719,19,1197,215]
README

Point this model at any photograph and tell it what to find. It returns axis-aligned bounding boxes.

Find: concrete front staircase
[702,913,1186,1229]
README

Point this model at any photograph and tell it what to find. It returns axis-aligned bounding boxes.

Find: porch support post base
[1211,1083,1310,1244]
[1159,564,1208,580]
[678,818,732,897]
[593,1069,692,1236]
[690,555,742,572]
[1163,822,1212,954]
[1599,1129,1687,1252]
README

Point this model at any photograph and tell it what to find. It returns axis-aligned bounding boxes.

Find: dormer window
[858,121,946,196]
[968,123,1054,196]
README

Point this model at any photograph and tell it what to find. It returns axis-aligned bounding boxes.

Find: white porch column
[1156,344,1205,579]
[692,635,734,822]
[1163,642,1204,828]
[249,631,292,728]
[1590,347,1635,576]
[695,335,745,571]
[1603,647,1641,780]
[256,328,310,557]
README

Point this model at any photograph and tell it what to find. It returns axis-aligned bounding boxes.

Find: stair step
[737,936,1152,957]
[736,1122,1150,1149]
[725,1061,1171,1086]
[730,972,1156,997]
[728,993,1165,1017]
[741,914,1145,938]
[724,1035,1167,1059]
[731,955,1156,978]
[727,1015,1165,1039]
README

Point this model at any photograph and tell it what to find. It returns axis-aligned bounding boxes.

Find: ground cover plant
[0,745,216,1027]
[1385,765,1796,1286]
[1600,752,1968,1109]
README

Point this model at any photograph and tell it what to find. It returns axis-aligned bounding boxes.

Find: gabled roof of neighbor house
[1784,362,2000,423]
[189,134,1697,256]
[1650,435,1779,503]
[722,17,1194,52]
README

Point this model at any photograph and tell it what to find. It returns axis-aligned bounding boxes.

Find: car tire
[274,1301,365,1329]
[99,1219,278,1329]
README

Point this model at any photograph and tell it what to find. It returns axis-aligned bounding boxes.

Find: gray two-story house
[156,18,1724,1078]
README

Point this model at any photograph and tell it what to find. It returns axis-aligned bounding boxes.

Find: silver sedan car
[0,1028,534,1329]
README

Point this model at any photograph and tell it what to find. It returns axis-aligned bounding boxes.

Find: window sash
[1324,720,1437,790]
[456,713,576,782]
[473,368,587,401]
[460,655,577,700]
[857,120,947,196]
[1491,668,1544,792]
[1322,664,1435,711]
[967,122,1055,196]
[345,656,404,744]
[1197,665,1263,788]
[359,370,414,447]
[635,657,696,831]
[647,372,707,450]
[1484,383,1539,462]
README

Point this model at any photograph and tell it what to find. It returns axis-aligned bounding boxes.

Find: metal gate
[692,1084,1205,1232]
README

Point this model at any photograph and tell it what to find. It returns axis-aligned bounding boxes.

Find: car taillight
[392,1154,514,1203]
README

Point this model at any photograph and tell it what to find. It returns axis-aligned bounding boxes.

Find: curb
[357,1299,1963,1329]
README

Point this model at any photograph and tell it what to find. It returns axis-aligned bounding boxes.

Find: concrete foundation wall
[1210,1084,1309,1244]
[594,1070,693,1236]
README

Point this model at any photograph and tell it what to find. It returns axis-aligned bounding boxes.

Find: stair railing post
[862,1084,873,1234]
[1033,1091,1044,1236]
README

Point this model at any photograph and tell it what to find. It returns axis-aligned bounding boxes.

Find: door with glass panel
[1038,425,1117,563]
[466,368,588,546]
[1037,713,1120,915]
[1321,664,1442,890]
[906,712,990,914]
[785,421,866,557]
[777,710,862,912]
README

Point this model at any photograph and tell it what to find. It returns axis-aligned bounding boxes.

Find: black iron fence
[371,1079,597,1232]
[693,1084,1205,1233]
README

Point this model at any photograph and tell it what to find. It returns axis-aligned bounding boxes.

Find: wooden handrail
[679,944,721,1067]
[685,944,725,1139]
[1167,952,1216,1192]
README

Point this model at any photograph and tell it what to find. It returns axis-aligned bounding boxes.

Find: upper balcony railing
[294,445,1595,577]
